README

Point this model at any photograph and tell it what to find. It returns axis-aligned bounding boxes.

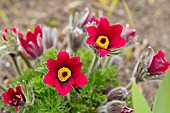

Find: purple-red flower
[43,51,88,96]
[2,27,23,41]
[121,107,133,113]
[148,50,170,75]
[86,17,126,57]
[19,25,43,59]
[1,86,26,111]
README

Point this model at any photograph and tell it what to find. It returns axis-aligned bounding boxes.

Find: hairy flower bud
[107,87,128,101]
[42,26,57,50]
[106,100,126,113]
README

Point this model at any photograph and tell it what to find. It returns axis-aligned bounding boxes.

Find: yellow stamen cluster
[58,67,71,82]
[96,36,109,49]
[15,95,20,98]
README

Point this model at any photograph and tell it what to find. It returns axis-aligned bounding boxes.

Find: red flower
[148,50,170,75]
[86,17,126,57]
[2,27,23,41]
[1,86,26,111]
[20,25,43,59]
[43,51,88,96]
[121,107,133,113]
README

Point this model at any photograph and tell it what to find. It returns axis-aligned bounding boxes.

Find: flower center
[58,67,71,82]
[96,36,109,49]
[15,95,20,98]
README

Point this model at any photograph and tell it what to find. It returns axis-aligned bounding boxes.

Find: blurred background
[0,0,169,107]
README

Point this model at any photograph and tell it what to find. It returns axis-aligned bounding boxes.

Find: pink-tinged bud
[42,26,57,50]
[2,27,23,41]
[148,50,170,75]
[19,25,43,59]
[79,10,98,28]
[1,86,26,111]
[124,24,136,39]
[121,107,134,113]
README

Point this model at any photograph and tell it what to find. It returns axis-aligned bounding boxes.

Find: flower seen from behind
[147,50,170,75]
[43,51,88,96]
[1,86,26,111]
[19,25,43,59]
[86,17,126,57]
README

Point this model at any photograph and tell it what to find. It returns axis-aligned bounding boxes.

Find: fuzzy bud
[107,87,128,101]
[106,100,126,113]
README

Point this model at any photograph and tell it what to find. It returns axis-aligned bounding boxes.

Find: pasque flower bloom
[2,27,23,41]
[148,50,170,75]
[19,25,43,59]
[1,86,26,111]
[43,51,88,96]
[86,17,126,57]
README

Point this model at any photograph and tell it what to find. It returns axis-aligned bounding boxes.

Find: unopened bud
[106,100,126,113]
[107,87,128,101]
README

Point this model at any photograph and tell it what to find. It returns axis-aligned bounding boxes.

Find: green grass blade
[107,0,119,16]
[132,80,151,113]
[122,0,134,28]
[153,69,170,113]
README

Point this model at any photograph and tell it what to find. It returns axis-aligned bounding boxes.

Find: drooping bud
[107,87,128,101]
[106,100,126,113]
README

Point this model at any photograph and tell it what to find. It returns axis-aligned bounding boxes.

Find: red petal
[16,86,22,94]
[73,72,87,87]
[86,33,97,46]
[43,73,56,86]
[86,26,96,34]
[57,51,70,61]
[55,78,74,96]
[2,92,10,104]
[34,25,42,39]
[109,38,126,49]
[96,17,110,35]
[96,48,110,57]
[47,58,63,72]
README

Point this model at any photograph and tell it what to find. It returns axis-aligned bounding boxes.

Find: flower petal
[86,26,96,34]
[2,92,10,104]
[55,78,74,96]
[34,25,42,39]
[73,72,88,87]
[46,58,63,73]
[109,38,126,49]
[15,106,19,111]
[96,17,110,35]
[57,51,70,61]
[96,48,110,57]
[43,73,56,86]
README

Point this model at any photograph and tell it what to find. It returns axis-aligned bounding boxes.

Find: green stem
[0,84,7,92]
[18,51,32,69]
[88,54,99,75]
[67,93,71,104]
[126,81,133,90]
[10,55,21,75]
[104,57,111,67]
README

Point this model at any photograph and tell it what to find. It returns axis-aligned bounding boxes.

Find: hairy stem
[18,51,32,69]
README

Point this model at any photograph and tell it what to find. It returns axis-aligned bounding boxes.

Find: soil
[0,0,170,107]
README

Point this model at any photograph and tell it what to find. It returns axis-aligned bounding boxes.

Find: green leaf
[153,69,170,113]
[132,80,151,113]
